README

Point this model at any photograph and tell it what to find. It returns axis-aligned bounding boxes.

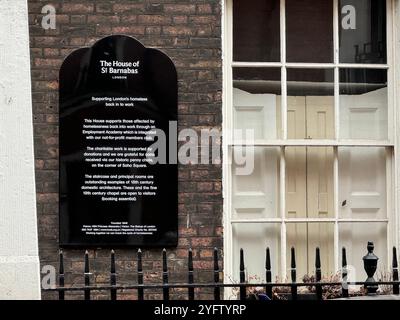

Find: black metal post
[291,247,297,300]
[110,250,117,300]
[188,248,194,300]
[162,249,169,300]
[137,249,144,300]
[59,250,64,300]
[84,250,90,300]
[315,247,322,300]
[214,248,220,301]
[342,247,349,298]
[265,247,272,300]
[239,248,246,300]
[363,242,379,295]
[393,247,399,295]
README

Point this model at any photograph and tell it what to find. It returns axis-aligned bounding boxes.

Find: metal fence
[44,241,400,300]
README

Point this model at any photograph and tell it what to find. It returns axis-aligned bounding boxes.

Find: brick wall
[27,0,223,300]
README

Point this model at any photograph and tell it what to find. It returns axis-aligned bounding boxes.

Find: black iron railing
[44,242,400,300]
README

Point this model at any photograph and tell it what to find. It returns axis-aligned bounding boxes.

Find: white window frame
[222,0,399,289]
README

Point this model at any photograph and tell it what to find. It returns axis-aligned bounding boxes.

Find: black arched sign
[59,36,178,247]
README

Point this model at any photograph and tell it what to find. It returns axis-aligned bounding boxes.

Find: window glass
[232,147,280,219]
[233,68,281,139]
[339,0,386,64]
[286,0,333,62]
[233,0,280,62]
[286,223,334,278]
[233,223,281,283]
[338,147,387,219]
[287,69,335,139]
[339,69,387,140]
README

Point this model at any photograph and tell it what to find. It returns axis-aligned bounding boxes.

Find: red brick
[193,260,214,269]
[164,4,196,14]
[172,16,188,24]
[113,4,144,13]
[145,27,161,35]
[197,182,213,192]
[112,26,145,35]
[43,48,59,57]
[34,58,61,68]
[37,193,58,203]
[197,4,213,14]
[199,249,214,258]
[62,4,94,13]
[70,37,86,46]
[87,15,120,24]
[163,26,195,36]
[191,237,213,247]
[138,15,171,24]
[179,227,197,236]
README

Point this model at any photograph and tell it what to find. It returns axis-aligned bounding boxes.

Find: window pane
[286,223,334,278]
[287,69,334,139]
[286,0,333,63]
[339,69,387,140]
[286,146,334,220]
[232,147,280,219]
[232,224,281,283]
[339,0,386,64]
[339,223,387,281]
[233,68,281,139]
[338,147,387,219]
[233,0,280,62]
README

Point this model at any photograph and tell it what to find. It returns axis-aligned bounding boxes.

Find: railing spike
[393,247,399,295]
[290,247,297,300]
[213,248,220,300]
[162,249,169,300]
[315,247,322,300]
[239,248,246,300]
[84,250,90,300]
[265,247,272,300]
[110,250,117,300]
[188,248,194,300]
[315,247,321,269]
[137,249,144,300]
[58,250,64,300]
[342,247,349,298]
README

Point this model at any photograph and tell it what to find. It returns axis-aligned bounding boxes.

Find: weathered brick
[191,237,213,247]
[113,4,145,13]
[138,15,171,25]
[62,4,94,14]
[145,26,161,35]
[163,26,195,36]
[29,0,223,301]
[197,4,213,14]
[112,26,145,35]
[34,58,62,68]
[96,3,113,13]
[70,37,86,46]
[164,4,196,14]
[87,15,120,24]
[70,15,86,24]
[172,16,188,24]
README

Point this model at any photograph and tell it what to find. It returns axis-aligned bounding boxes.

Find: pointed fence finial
[315,248,322,300]
[188,248,194,300]
[162,249,169,300]
[137,249,144,300]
